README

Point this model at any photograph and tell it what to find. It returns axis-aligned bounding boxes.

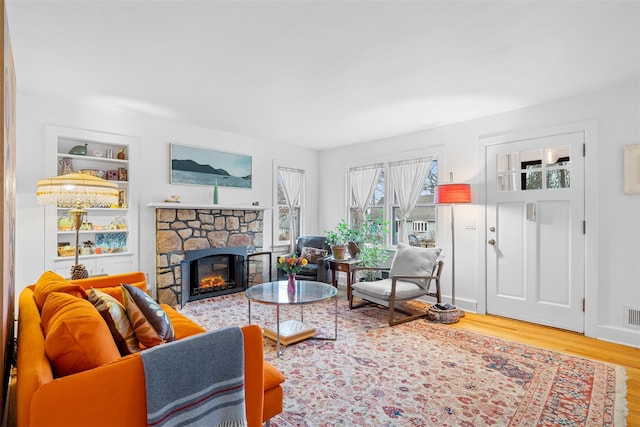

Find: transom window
[497,145,570,192]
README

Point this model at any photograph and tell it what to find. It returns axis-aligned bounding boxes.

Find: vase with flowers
[276,254,308,294]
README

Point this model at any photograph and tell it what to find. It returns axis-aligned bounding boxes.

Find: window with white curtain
[274,165,305,247]
[346,156,439,248]
[391,159,438,246]
[348,164,385,228]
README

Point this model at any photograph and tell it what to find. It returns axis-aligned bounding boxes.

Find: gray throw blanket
[140,326,247,427]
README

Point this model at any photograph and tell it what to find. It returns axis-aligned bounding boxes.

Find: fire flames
[200,275,225,289]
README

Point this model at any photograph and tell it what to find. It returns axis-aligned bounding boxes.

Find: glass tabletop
[245,280,337,305]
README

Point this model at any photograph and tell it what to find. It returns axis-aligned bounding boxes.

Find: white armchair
[349,243,443,326]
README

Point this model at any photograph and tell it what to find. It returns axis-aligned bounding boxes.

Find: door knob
[487,239,496,245]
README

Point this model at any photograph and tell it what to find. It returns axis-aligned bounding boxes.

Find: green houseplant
[357,244,389,281]
[325,219,351,259]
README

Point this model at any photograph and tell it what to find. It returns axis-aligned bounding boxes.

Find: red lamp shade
[435,183,471,204]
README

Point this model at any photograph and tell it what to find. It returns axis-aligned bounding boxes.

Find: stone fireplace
[151,204,266,305]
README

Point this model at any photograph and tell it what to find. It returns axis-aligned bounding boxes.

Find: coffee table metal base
[246,280,338,357]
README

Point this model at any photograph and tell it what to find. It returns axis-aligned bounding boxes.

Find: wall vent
[623,306,640,328]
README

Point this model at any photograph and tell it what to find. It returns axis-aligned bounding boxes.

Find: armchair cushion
[300,246,328,264]
[295,236,330,256]
[298,263,319,277]
[389,243,441,288]
[351,278,427,301]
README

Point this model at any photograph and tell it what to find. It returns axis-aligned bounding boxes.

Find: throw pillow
[300,246,328,264]
[162,304,206,340]
[94,281,147,305]
[88,288,140,355]
[121,284,175,348]
[41,291,121,377]
[389,243,442,288]
[34,270,87,311]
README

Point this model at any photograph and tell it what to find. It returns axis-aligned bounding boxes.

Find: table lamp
[435,175,471,305]
[37,172,119,279]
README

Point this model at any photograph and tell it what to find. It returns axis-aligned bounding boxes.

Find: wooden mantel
[147,202,272,210]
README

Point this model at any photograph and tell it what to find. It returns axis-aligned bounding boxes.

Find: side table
[328,258,361,300]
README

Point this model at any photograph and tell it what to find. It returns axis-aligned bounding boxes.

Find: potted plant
[348,215,389,258]
[357,244,389,281]
[325,219,351,260]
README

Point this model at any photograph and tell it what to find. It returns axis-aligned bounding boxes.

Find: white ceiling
[5,0,640,149]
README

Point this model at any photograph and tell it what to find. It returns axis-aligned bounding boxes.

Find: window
[346,155,439,248]
[348,167,385,228]
[391,159,438,246]
[497,145,570,192]
[274,165,305,246]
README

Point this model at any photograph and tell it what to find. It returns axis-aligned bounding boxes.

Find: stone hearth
[152,205,265,305]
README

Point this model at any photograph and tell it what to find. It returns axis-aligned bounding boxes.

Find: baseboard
[595,324,640,349]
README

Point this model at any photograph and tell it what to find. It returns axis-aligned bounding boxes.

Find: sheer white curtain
[349,164,383,227]
[389,157,432,244]
[278,167,304,253]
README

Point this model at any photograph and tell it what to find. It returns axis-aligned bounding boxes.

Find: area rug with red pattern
[178,292,627,426]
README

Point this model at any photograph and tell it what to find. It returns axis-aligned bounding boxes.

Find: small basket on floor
[428,305,461,324]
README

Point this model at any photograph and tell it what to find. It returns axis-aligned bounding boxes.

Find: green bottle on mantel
[213,180,219,204]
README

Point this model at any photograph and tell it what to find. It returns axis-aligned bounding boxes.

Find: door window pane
[523,170,543,190]
[497,152,519,172]
[497,172,518,192]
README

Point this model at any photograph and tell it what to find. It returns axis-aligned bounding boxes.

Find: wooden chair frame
[349,261,443,326]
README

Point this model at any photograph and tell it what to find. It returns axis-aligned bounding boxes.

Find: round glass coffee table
[245,280,338,357]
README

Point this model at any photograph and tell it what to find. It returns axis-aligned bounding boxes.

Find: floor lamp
[37,172,119,279]
[435,179,471,306]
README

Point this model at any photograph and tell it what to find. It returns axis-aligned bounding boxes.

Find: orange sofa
[17,272,285,427]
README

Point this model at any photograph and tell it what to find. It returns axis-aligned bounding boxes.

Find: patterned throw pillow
[88,288,139,355]
[300,246,328,264]
[121,284,175,348]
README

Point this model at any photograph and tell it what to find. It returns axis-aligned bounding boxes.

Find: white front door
[486,132,585,332]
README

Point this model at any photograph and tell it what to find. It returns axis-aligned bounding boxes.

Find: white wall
[15,91,319,299]
[318,81,640,348]
[14,82,640,348]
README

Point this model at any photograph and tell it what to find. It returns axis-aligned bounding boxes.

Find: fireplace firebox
[181,247,247,307]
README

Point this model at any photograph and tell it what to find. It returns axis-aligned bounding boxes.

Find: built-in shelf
[147,202,272,210]
[55,251,134,262]
[56,152,129,165]
[57,229,129,235]
[45,125,139,277]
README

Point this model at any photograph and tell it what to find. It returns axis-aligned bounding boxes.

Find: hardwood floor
[449,312,640,425]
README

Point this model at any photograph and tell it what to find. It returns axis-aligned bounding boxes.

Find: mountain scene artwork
[170,143,252,188]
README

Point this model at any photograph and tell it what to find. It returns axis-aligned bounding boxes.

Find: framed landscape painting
[170,143,252,188]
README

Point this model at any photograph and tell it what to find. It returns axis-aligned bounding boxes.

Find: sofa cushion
[300,246,328,264]
[263,361,286,390]
[389,243,442,288]
[41,292,121,377]
[88,288,139,355]
[93,281,146,305]
[34,271,87,311]
[121,284,175,348]
[162,304,206,340]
